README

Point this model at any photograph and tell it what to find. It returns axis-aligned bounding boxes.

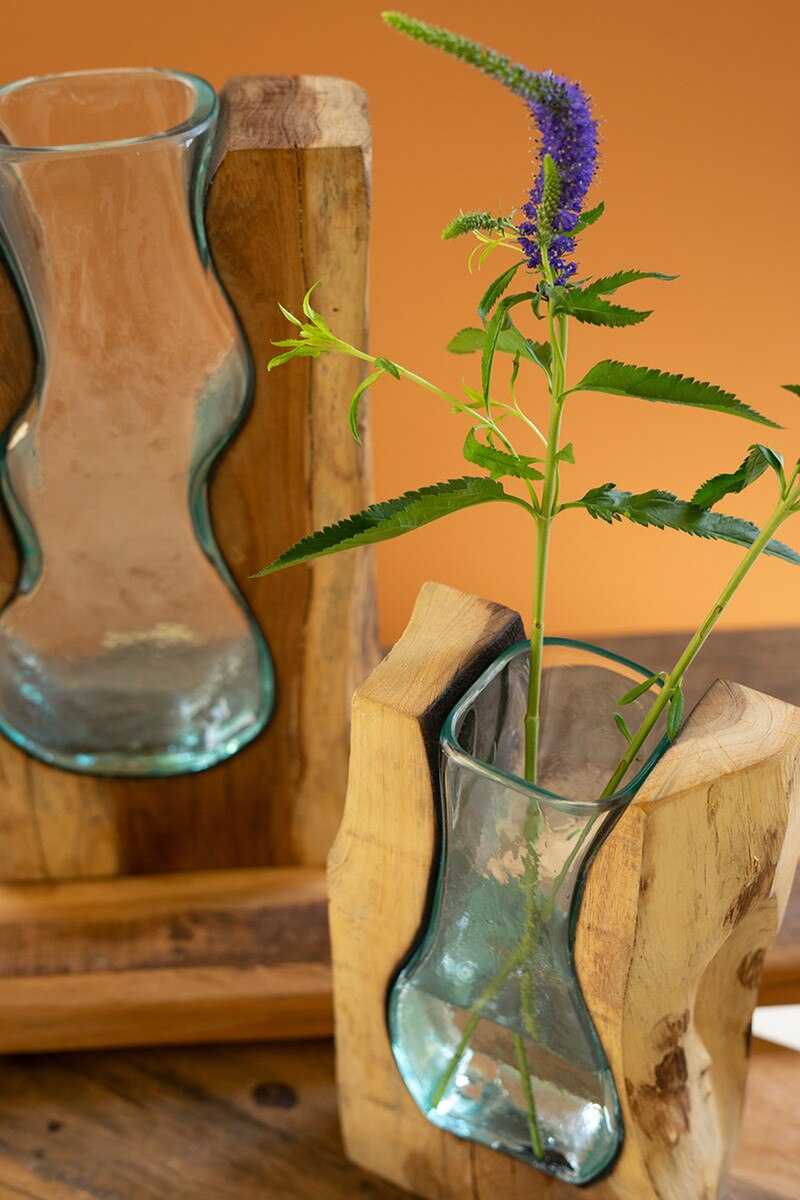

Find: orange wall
[4,0,800,643]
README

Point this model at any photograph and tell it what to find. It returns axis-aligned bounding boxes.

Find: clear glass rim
[0,67,217,156]
[440,636,668,815]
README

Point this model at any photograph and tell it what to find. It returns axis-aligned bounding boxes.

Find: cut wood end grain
[221,76,370,152]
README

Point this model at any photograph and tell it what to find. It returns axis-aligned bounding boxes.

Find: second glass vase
[0,68,273,776]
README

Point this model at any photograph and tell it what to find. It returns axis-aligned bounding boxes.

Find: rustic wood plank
[0,867,332,1052]
[329,583,800,1200]
[0,1038,793,1199]
[0,75,378,881]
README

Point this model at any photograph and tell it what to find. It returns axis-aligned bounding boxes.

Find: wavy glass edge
[441,637,669,814]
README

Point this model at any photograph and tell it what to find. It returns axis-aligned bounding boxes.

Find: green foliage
[691,445,785,509]
[667,684,685,741]
[555,443,575,464]
[569,360,780,427]
[463,428,544,481]
[572,201,605,233]
[550,288,652,327]
[253,477,514,575]
[618,673,663,706]
[571,484,800,564]
[582,269,677,297]
[348,370,382,441]
[478,261,525,321]
[268,284,338,370]
[614,712,633,743]
[447,325,551,371]
[482,308,506,399]
[783,384,800,398]
[347,357,401,443]
[375,356,401,379]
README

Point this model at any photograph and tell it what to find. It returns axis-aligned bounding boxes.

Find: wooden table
[0,1037,795,1200]
[0,626,798,1200]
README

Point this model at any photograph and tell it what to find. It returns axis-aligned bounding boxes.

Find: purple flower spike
[383,14,600,286]
[519,73,599,284]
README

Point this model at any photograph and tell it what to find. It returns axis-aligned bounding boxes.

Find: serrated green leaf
[783,384,800,398]
[572,484,800,564]
[691,444,785,509]
[478,261,524,321]
[618,673,663,706]
[463,428,544,481]
[614,712,633,743]
[572,201,605,233]
[348,369,383,443]
[569,360,780,427]
[253,477,513,575]
[447,325,551,371]
[555,443,575,464]
[374,355,401,379]
[552,289,651,327]
[667,685,685,741]
[582,269,677,297]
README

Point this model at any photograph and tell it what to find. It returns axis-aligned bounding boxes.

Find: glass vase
[389,639,669,1185]
[0,68,273,775]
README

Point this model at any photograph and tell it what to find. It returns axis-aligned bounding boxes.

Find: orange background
[4,0,800,644]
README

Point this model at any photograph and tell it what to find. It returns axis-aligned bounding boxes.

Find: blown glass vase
[389,639,668,1185]
[0,68,273,775]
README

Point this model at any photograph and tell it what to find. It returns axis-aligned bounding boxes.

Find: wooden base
[0,867,332,1052]
[329,582,800,1200]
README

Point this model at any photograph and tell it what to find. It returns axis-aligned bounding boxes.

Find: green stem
[429,941,526,1108]
[514,1033,544,1159]
[600,492,794,800]
[524,310,568,783]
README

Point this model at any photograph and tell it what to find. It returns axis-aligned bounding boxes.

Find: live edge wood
[329,582,800,1200]
[0,75,378,881]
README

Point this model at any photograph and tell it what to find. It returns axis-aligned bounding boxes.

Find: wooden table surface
[0,1037,795,1200]
[0,625,799,1200]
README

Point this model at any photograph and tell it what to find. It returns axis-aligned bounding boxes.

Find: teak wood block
[329,581,800,1200]
[0,75,378,882]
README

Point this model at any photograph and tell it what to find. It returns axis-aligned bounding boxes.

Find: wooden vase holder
[0,76,378,1051]
[329,581,800,1200]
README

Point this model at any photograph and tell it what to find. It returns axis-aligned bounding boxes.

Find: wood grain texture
[329,582,800,1200]
[0,75,378,881]
[0,1037,793,1200]
[0,867,332,1052]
